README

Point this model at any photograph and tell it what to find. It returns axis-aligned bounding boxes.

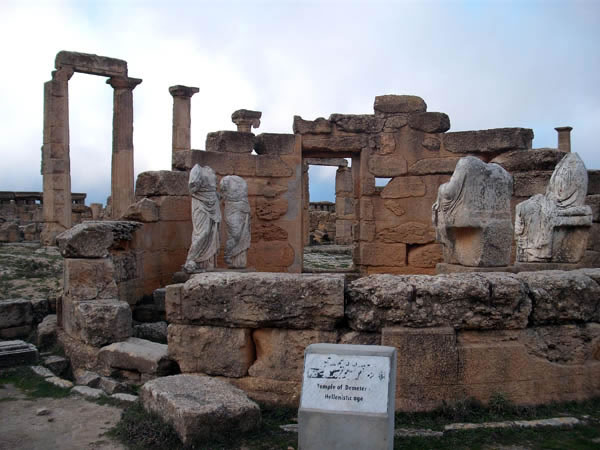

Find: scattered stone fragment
[43,355,69,376]
[444,417,580,432]
[30,365,54,378]
[72,386,104,399]
[74,369,101,388]
[36,408,50,416]
[394,428,444,438]
[98,337,176,378]
[280,424,299,433]
[37,314,57,350]
[111,393,138,403]
[46,376,73,389]
[140,374,261,444]
[99,376,129,395]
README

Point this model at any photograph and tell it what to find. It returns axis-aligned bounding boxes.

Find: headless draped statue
[183,165,221,272]
[220,175,251,268]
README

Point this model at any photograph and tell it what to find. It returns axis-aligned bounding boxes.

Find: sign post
[298,343,397,450]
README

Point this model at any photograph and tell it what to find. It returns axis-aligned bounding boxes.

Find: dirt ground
[0,384,125,450]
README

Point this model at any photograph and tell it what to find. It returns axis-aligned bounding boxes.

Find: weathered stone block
[37,314,57,350]
[293,116,332,134]
[248,328,337,381]
[255,155,294,177]
[254,133,296,155]
[380,176,426,199]
[98,337,175,376]
[256,198,288,220]
[335,196,355,219]
[0,299,33,329]
[513,172,553,198]
[301,135,366,153]
[374,95,427,114]
[360,242,407,267]
[136,170,189,197]
[588,170,600,195]
[206,130,254,153]
[251,223,288,242]
[57,221,141,258]
[408,157,460,175]
[167,272,344,330]
[368,154,408,177]
[408,112,450,133]
[491,149,567,172]
[346,273,531,331]
[0,340,38,368]
[585,195,600,222]
[168,324,254,377]
[329,114,384,133]
[120,198,159,222]
[55,51,127,76]
[443,128,533,154]
[247,241,296,271]
[140,375,261,444]
[516,270,600,324]
[377,222,435,244]
[335,167,353,194]
[227,376,301,407]
[64,258,118,301]
[65,298,131,347]
[151,195,190,221]
[408,243,444,268]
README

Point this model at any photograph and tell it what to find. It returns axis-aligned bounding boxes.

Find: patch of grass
[0,366,70,399]
[109,401,299,450]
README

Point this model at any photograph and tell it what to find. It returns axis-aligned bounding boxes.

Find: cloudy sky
[1,0,598,204]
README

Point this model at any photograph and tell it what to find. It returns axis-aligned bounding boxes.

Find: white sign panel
[300,353,390,414]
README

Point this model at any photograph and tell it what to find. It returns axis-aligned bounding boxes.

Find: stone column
[41,66,74,245]
[107,76,142,219]
[555,126,573,153]
[169,85,199,164]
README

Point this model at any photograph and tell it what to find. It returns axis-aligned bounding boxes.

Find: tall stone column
[41,66,74,245]
[555,126,572,153]
[107,76,142,219]
[169,85,199,166]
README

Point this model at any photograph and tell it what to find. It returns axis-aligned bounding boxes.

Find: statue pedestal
[436,263,515,274]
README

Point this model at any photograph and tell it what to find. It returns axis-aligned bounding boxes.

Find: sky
[0,0,599,204]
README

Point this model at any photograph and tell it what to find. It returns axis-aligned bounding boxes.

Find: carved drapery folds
[220,176,251,268]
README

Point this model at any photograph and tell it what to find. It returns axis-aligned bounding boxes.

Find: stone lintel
[107,76,142,90]
[55,51,128,77]
[169,85,200,98]
[304,157,348,167]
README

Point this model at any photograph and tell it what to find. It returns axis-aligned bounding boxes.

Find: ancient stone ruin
[3,49,600,446]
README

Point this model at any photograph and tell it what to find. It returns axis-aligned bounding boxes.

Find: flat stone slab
[30,365,54,378]
[167,272,345,330]
[0,340,38,368]
[445,416,581,432]
[46,377,74,389]
[140,374,261,444]
[111,393,138,403]
[72,386,104,399]
[98,337,175,376]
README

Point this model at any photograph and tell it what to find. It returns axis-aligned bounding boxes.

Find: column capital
[169,85,199,98]
[107,76,142,90]
[554,126,573,132]
[231,109,262,133]
[51,66,75,82]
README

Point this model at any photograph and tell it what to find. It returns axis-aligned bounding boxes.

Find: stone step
[0,340,38,368]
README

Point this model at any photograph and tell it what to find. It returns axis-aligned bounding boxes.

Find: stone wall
[308,202,336,245]
[165,269,600,410]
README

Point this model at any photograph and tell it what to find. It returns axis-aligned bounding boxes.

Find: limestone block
[256,198,288,220]
[255,155,294,177]
[377,221,436,244]
[383,200,406,217]
[293,116,332,134]
[335,220,354,245]
[360,197,374,220]
[368,154,408,177]
[408,243,444,268]
[335,167,353,194]
[302,135,366,153]
[135,170,189,197]
[133,321,168,344]
[0,299,33,329]
[247,179,287,198]
[383,114,410,131]
[382,327,459,386]
[65,298,131,347]
[408,112,450,133]
[64,258,118,301]
[433,156,513,267]
[360,242,407,267]
[585,195,600,222]
[374,95,427,114]
[120,198,159,222]
[422,136,441,151]
[37,314,57,350]
[329,114,384,133]
[227,376,301,407]
[491,149,567,172]
[56,329,101,372]
[588,170,600,194]
[443,128,533,154]
[56,221,141,258]
[520,324,600,365]
[251,223,288,242]
[346,272,531,332]
[335,196,355,219]
[370,133,397,155]
[381,176,426,199]
[98,337,175,376]
[588,223,600,251]
[206,131,254,153]
[513,172,553,198]
[140,375,261,444]
[168,324,254,377]
[168,272,344,330]
[55,51,127,77]
[0,222,21,242]
[359,221,376,242]
[247,241,295,271]
[337,330,381,346]
[248,328,337,381]
[408,157,460,175]
[517,270,600,324]
[254,133,295,155]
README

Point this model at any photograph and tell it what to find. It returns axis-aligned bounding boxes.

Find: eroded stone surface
[140,374,261,444]
[98,337,176,377]
[57,221,141,258]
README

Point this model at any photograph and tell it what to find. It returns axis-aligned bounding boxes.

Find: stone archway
[41,51,142,244]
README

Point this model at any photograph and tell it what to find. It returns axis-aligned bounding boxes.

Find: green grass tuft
[0,367,70,399]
